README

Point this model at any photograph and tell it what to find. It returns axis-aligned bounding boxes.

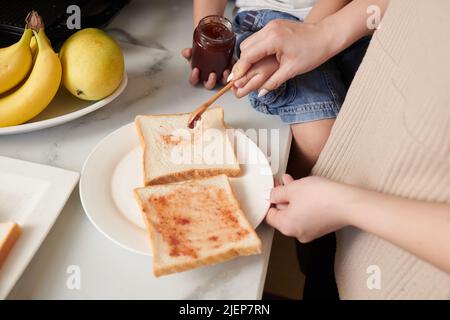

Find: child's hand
[266,174,351,243]
[181,48,231,90]
[232,55,279,98]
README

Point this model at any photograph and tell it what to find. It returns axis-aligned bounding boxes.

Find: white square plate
[0,156,79,299]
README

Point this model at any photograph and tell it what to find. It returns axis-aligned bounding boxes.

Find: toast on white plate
[134,174,261,277]
[0,222,20,269]
[135,107,240,186]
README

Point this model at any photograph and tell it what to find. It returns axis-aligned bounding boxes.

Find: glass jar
[191,15,236,82]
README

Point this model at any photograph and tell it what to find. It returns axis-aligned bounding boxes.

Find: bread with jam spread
[134,174,261,277]
[135,107,240,186]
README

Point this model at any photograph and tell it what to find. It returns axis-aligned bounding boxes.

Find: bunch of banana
[0,11,61,127]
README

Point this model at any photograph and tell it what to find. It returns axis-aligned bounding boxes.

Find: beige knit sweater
[312,0,450,299]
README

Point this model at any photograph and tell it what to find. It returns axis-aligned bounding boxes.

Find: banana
[30,36,37,56]
[30,34,51,57]
[0,11,61,127]
[0,28,33,94]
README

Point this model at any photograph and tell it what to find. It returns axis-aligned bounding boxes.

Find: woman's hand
[231,20,335,95]
[181,48,231,90]
[266,174,351,243]
[231,0,391,95]
[267,173,450,274]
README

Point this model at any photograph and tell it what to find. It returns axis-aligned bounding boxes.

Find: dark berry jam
[191,15,236,82]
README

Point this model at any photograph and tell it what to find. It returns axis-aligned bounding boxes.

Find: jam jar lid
[196,15,235,46]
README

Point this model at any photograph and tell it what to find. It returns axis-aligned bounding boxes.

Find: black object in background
[0,0,129,48]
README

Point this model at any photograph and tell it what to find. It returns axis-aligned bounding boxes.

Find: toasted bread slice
[135,107,240,186]
[0,222,20,269]
[134,174,261,277]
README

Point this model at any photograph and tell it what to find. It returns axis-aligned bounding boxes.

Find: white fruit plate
[0,74,128,136]
[80,122,274,256]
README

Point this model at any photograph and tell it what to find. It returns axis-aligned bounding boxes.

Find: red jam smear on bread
[147,183,249,258]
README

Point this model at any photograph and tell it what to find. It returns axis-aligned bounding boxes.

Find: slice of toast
[135,107,240,186]
[0,222,20,269]
[134,174,261,277]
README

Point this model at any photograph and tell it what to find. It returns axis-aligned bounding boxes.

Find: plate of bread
[0,156,79,299]
[80,107,273,276]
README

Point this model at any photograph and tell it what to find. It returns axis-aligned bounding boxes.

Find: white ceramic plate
[0,156,79,299]
[0,74,128,136]
[80,122,274,256]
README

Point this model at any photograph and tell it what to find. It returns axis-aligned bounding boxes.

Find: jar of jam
[191,15,236,82]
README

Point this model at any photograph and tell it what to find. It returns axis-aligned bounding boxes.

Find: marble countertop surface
[2,0,291,299]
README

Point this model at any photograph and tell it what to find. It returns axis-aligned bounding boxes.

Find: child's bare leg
[289,119,335,177]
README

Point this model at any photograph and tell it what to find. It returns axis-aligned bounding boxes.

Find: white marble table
[2,0,291,299]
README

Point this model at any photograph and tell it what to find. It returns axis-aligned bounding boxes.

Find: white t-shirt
[236,0,316,20]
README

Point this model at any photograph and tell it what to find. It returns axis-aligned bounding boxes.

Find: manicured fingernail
[227,72,234,82]
[258,89,269,98]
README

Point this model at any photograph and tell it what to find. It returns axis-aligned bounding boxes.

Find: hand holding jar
[182,15,235,90]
